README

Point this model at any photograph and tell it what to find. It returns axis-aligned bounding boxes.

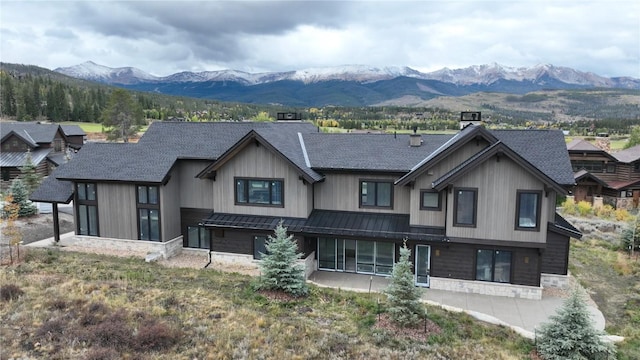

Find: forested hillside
[1,62,639,135]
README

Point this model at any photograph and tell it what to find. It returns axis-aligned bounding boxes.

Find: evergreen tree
[101,89,145,142]
[1,73,17,116]
[4,179,37,218]
[536,288,616,360]
[384,240,425,327]
[256,221,309,297]
[20,151,42,195]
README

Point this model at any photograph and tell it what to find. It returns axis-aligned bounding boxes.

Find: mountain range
[55,61,640,107]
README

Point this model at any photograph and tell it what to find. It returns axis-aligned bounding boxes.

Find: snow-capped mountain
[53,61,640,107]
[56,61,638,88]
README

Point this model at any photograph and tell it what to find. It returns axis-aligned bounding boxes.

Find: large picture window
[236,178,283,206]
[476,249,511,283]
[137,185,160,241]
[516,190,541,230]
[76,183,98,236]
[360,180,393,208]
[420,190,441,210]
[454,188,477,227]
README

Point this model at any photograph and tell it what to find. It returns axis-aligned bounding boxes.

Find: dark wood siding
[180,208,213,246]
[211,230,254,255]
[423,242,540,286]
[541,231,570,275]
[511,248,540,286]
[428,243,475,281]
[1,135,31,152]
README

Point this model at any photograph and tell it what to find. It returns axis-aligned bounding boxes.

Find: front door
[415,245,431,287]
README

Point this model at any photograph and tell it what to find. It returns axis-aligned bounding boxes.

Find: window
[187,226,210,249]
[420,190,441,210]
[235,178,283,206]
[516,191,541,230]
[476,249,511,283]
[137,185,160,241]
[634,163,640,173]
[606,163,616,173]
[254,235,268,260]
[76,183,98,236]
[360,180,393,208]
[572,161,603,173]
[1,168,10,181]
[454,188,477,227]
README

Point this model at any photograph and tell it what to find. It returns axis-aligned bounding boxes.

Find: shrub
[134,320,182,351]
[0,284,24,301]
[536,288,616,360]
[593,204,614,219]
[576,201,593,216]
[384,240,425,327]
[83,347,119,360]
[89,311,132,349]
[615,208,632,222]
[256,220,308,297]
[35,318,67,342]
[561,199,577,215]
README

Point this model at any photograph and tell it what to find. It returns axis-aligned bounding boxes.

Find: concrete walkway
[26,237,613,341]
[308,271,607,340]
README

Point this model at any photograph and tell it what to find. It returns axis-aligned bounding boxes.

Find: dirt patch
[2,212,75,245]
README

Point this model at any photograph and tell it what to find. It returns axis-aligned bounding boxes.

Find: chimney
[460,111,482,129]
[409,126,422,147]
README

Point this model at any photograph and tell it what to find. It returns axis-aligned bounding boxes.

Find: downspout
[201,222,213,269]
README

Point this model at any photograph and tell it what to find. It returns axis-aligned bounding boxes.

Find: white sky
[1,0,639,78]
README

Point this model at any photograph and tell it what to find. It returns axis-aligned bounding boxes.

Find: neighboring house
[32,113,580,299]
[0,123,84,187]
[567,138,640,208]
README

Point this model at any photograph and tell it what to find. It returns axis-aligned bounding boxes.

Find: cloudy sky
[1,1,639,78]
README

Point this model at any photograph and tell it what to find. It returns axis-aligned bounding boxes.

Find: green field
[59,121,104,133]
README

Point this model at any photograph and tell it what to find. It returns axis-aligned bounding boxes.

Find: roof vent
[460,111,482,129]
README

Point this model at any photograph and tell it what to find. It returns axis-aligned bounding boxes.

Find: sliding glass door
[415,245,431,287]
[317,238,394,276]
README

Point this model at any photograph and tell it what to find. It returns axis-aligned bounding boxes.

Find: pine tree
[101,89,145,142]
[5,179,37,218]
[20,150,42,195]
[257,221,308,297]
[385,240,425,327]
[536,288,616,360]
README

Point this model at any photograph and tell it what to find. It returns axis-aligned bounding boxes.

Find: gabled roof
[396,126,498,186]
[566,138,602,152]
[0,148,52,167]
[613,145,640,163]
[574,169,610,188]
[1,129,38,148]
[431,141,568,194]
[61,125,86,136]
[607,179,640,190]
[197,128,323,183]
[0,123,64,145]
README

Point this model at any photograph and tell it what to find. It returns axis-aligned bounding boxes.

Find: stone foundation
[429,277,542,300]
[70,235,183,259]
[540,272,570,289]
[205,250,316,279]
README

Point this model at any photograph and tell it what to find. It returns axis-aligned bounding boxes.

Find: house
[31,113,580,299]
[0,123,85,187]
[567,138,640,208]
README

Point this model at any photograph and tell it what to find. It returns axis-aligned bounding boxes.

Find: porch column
[52,203,60,243]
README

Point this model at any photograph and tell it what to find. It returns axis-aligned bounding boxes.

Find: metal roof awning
[202,209,445,242]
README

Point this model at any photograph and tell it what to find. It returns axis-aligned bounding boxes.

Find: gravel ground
[2,211,75,245]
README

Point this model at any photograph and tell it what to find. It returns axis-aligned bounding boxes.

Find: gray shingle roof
[29,171,74,203]
[61,125,86,136]
[45,122,574,190]
[1,123,62,144]
[303,133,452,172]
[613,145,640,163]
[493,129,576,186]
